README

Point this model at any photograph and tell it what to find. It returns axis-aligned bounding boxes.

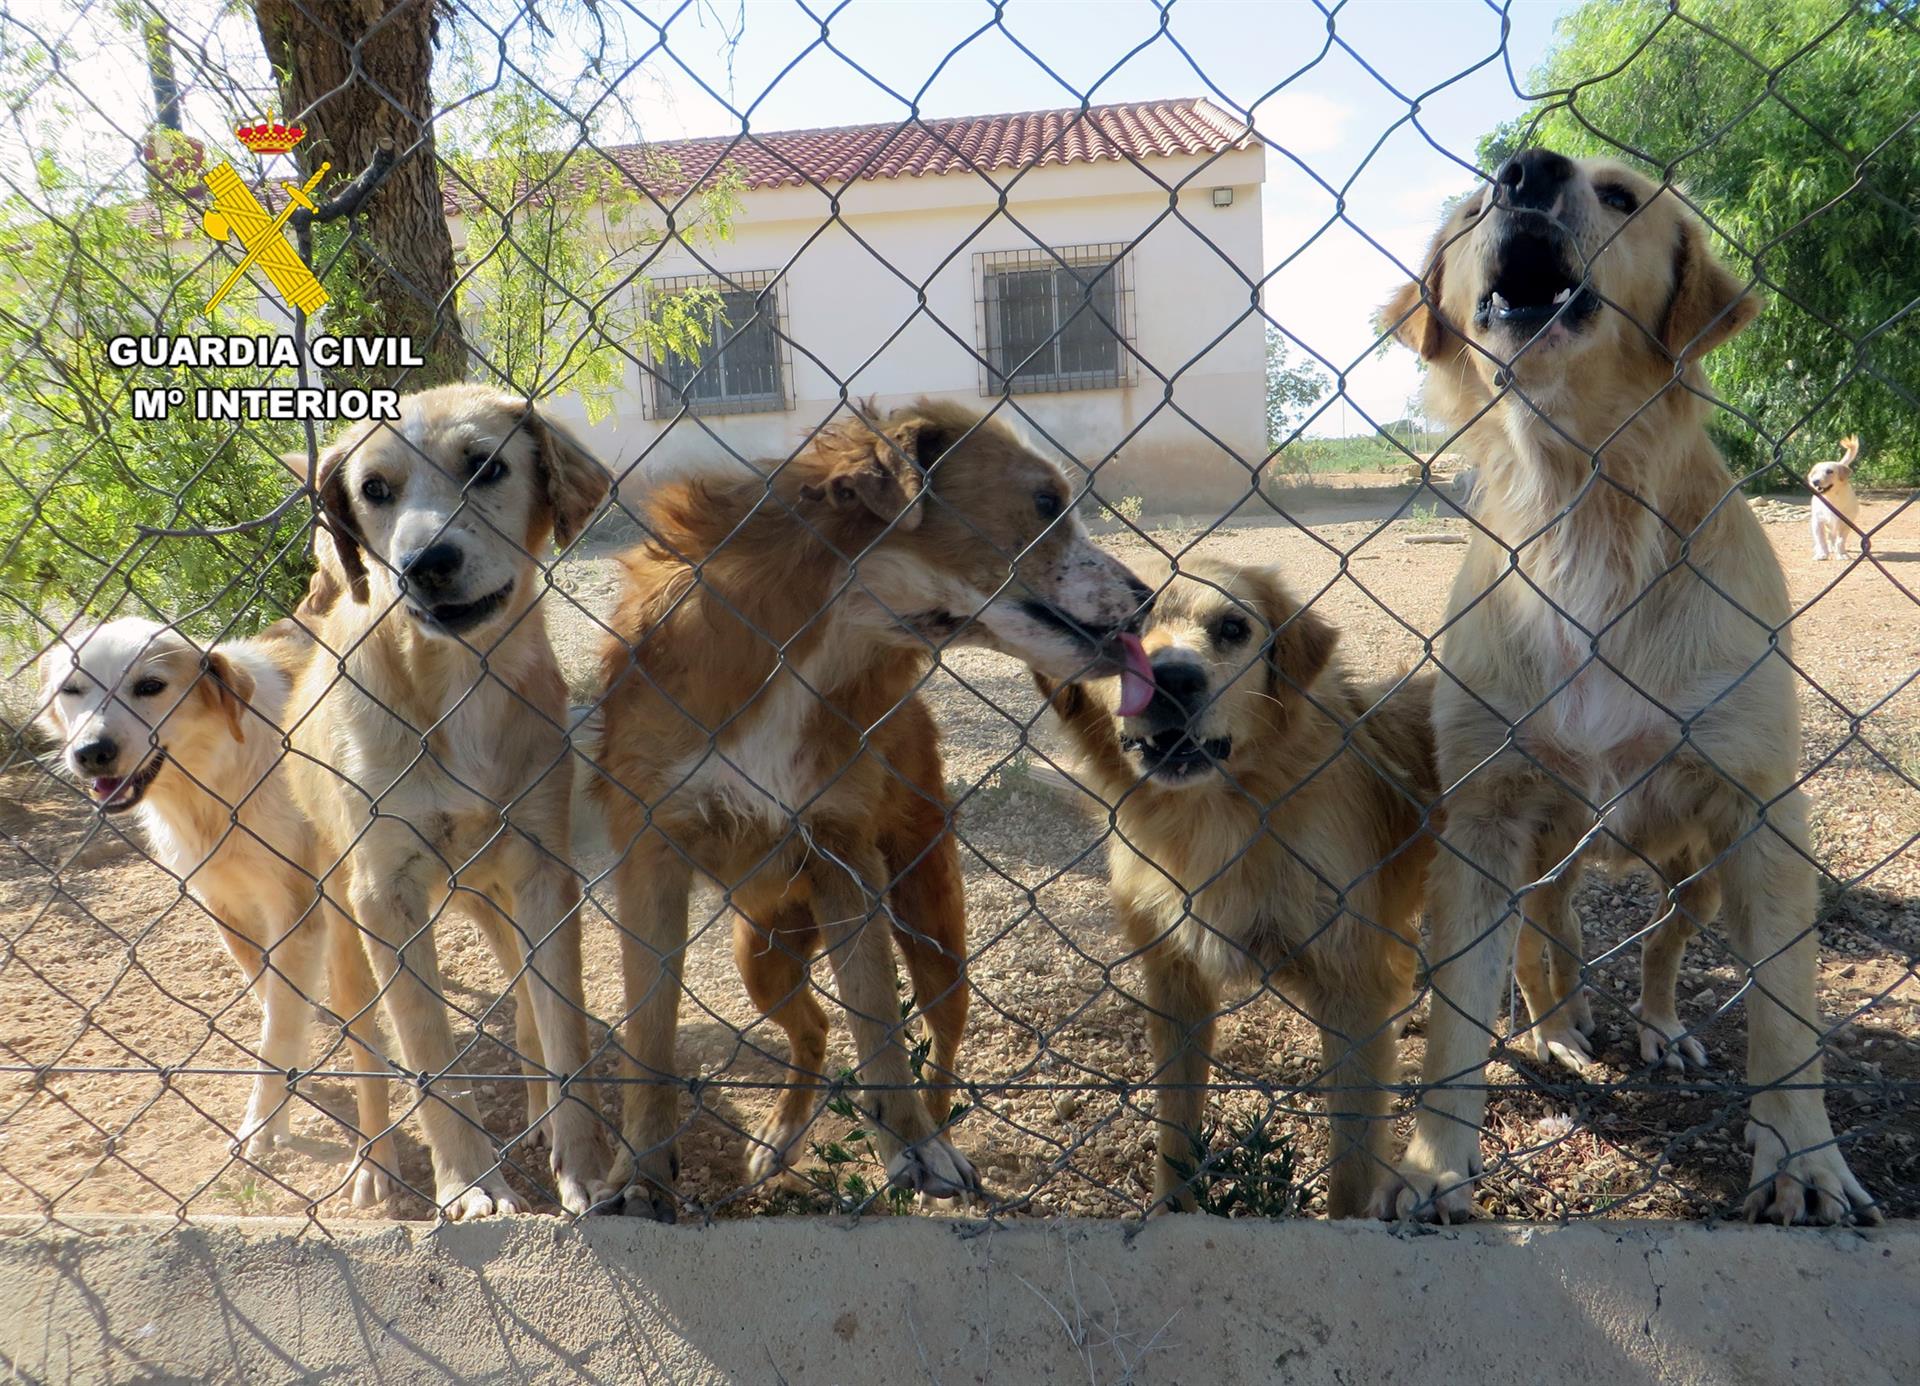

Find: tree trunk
[252,0,467,388]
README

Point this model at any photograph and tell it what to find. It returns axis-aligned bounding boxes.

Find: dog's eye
[1213,615,1251,647]
[360,476,393,505]
[1033,490,1063,522]
[1597,184,1638,214]
[469,451,508,486]
[59,683,80,697]
[132,677,165,698]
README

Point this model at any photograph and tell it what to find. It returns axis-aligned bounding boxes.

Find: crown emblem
[234,115,306,156]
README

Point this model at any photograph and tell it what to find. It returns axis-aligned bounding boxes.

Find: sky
[3,0,1581,432]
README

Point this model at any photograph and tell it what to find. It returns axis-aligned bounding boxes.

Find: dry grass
[2,499,1916,1224]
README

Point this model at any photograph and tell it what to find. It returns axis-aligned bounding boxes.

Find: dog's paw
[745,1112,809,1187]
[1743,1123,1881,1226]
[1528,1015,1595,1072]
[1369,1147,1483,1224]
[1631,1001,1708,1072]
[235,1105,292,1159]
[1568,988,1596,1037]
[885,1136,980,1203]
[439,1177,526,1222]
[609,1180,677,1222]
[521,1114,552,1153]
[551,1167,602,1218]
[349,1157,393,1209]
[602,1142,679,1221]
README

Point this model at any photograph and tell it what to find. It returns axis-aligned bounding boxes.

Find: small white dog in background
[1808,435,1862,560]
[37,617,396,1206]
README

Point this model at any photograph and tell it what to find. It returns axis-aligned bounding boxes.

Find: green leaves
[440,79,741,426]
[1492,0,1920,485]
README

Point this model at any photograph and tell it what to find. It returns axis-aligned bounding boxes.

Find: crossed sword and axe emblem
[200,160,333,317]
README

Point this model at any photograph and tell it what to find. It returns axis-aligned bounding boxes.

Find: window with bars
[977,244,1133,395]
[648,272,790,416]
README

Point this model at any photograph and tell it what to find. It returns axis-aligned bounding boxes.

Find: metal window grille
[975,244,1136,395]
[645,271,793,418]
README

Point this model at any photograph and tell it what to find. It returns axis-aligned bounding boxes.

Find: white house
[521,98,1268,513]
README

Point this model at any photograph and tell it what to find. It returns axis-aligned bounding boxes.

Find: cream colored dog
[37,617,395,1205]
[1376,149,1877,1225]
[284,385,613,1220]
[1808,435,1862,560]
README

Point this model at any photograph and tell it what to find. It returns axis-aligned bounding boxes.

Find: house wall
[529,146,1268,515]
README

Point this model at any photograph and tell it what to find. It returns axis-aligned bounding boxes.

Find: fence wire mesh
[0,0,1916,1231]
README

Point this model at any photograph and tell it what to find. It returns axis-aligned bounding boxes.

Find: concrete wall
[4,1215,1913,1384]
[521,148,1270,514]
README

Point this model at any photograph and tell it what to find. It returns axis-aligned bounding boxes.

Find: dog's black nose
[1496,148,1574,211]
[73,736,118,773]
[1149,660,1208,708]
[400,541,464,589]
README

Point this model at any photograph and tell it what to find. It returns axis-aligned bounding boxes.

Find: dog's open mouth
[87,748,166,814]
[407,581,514,635]
[1120,729,1231,783]
[1476,229,1596,338]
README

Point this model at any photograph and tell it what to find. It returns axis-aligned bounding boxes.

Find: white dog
[37,617,395,1206]
[1808,435,1862,560]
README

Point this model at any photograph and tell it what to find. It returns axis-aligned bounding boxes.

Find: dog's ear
[283,446,368,604]
[33,642,73,739]
[295,526,345,620]
[1379,214,1457,361]
[524,406,612,549]
[1661,219,1761,362]
[200,650,255,744]
[799,407,946,530]
[1261,578,1338,696]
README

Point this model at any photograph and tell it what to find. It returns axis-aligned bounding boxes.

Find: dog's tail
[1838,435,1861,465]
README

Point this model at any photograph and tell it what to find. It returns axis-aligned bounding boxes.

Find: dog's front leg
[1629,846,1715,1072]
[463,894,552,1147]
[811,835,980,1202]
[342,845,521,1220]
[494,853,613,1217]
[611,831,691,1221]
[1313,967,1407,1220]
[1373,778,1546,1223]
[1134,925,1216,1214]
[320,899,396,1209]
[1510,869,1596,1073]
[222,928,309,1158]
[1715,790,1879,1224]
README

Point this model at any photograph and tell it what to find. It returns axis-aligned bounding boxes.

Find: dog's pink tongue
[1116,632,1155,718]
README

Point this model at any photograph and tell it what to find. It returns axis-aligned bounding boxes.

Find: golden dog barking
[1377,149,1877,1225]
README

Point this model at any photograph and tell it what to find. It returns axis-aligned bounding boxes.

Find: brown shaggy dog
[1373,149,1878,1225]
[592,399,1154,1217]
[1036,559,1435,1217]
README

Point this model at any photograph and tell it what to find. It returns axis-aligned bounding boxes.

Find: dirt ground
[3,491,1917,1226]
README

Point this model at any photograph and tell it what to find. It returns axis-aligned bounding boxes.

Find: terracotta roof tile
[470,97,1251,211]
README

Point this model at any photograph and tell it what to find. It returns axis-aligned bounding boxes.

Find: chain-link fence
[1,0,1916,1231]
